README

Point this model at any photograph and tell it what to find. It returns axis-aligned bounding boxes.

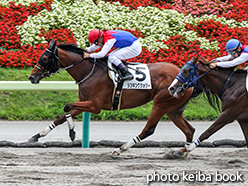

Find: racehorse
[28,39,195,155]
[168,56,248,157]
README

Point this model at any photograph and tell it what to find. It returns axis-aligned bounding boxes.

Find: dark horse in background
[168,56,248,157]
[28,39,197,155]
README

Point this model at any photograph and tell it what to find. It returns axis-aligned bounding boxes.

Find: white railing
[0,81,90,148]
[0,81,78,90]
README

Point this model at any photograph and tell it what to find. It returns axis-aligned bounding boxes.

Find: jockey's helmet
[226,39,242,55]
[88,29,103,45]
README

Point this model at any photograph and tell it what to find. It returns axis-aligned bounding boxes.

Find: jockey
[210,39,248,69]
[84,29,142,81]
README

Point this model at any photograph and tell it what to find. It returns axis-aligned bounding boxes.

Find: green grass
[0,68,220,121]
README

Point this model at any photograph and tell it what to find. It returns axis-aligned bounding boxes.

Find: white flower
[8,0,247,51]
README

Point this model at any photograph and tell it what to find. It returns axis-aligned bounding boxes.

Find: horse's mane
[202,85,221,113]
[189,83,221,113]
[57,43,109,63]
[191,57,222,112]
[57,43,86,56]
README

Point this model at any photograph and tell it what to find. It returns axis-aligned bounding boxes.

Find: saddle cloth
[108,61,152,89]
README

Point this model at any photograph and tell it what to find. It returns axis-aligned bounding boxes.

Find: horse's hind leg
[166,110,195,143]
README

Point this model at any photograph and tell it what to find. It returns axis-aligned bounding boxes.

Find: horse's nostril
[28,76,34,81]
[169,87,174,91]
[28,75,36,84]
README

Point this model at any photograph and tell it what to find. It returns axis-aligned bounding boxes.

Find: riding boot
[118,65,134,81]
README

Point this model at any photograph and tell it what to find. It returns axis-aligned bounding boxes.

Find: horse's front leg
[64,109,83,141]
[28,100,98,142]
[174,112,236,158]
[28,114,67,142]
[28,110,82,142]
[64,100,102,141]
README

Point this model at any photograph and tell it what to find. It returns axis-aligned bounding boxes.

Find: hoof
[164,150,183,159]
[28,138,37,142]
[69,129,76,141]
[112,148,121,157]
[173,150,184,157]
[183,151,190,159]
[28,134,40,142]
[173,150,190,159]
[112,151,120,157]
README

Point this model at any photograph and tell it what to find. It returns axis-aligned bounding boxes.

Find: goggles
[227,49,238,56]
[93,29,101,45]
[94,39,99,45]
[226,42,241,56]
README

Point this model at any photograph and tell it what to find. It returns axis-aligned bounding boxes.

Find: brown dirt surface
[0,147,247,186]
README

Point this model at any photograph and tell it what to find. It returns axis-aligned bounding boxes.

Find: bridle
[175,59,212,92]
[176,59,236,97]
[36,46,97,84]
[35,47,61,78]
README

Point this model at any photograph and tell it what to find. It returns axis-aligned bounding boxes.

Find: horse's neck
[58,48,107,83]
[58,48,94,82]
[65,59,93,81]
[198,65,233,95]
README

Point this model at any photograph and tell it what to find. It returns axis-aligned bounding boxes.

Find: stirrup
[119,74,133,82]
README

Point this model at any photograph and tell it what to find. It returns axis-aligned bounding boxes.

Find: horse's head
[28,39,60,84]
[168,57,200,98]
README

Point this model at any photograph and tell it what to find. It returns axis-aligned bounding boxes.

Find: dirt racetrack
[0,147,247,186]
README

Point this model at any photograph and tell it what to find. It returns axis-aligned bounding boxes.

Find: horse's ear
[189,56,197,65]
[49,39,57,53]
[49,39,54,47]
[189,56,195,63]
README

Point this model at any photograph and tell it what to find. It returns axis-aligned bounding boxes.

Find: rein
[75,59,96,85]
[53,58,84,74]
[41,45,142,85]
[182,61,236,97]
[185,68,212,88]
[44,47,115,84]
[39,47,88,83]
[219,69,236,97]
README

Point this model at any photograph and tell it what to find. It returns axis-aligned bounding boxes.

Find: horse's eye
[182,68,190,77]
[42,57,48,63]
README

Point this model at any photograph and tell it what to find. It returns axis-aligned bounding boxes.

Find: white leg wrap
[66,112,75,130]
[112,136,141,156]
[121,136,141,151]
[186,139,200,151]
[39,123,56,137]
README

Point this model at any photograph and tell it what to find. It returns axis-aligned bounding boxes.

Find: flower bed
[0,0,248,68]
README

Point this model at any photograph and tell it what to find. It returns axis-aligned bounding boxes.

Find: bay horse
[28,39,195,155]
[168,56,248,157]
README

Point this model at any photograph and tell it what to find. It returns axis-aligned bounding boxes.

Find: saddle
[94,57,128,110]
[97,57,152,111]
[108,60,129,111]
